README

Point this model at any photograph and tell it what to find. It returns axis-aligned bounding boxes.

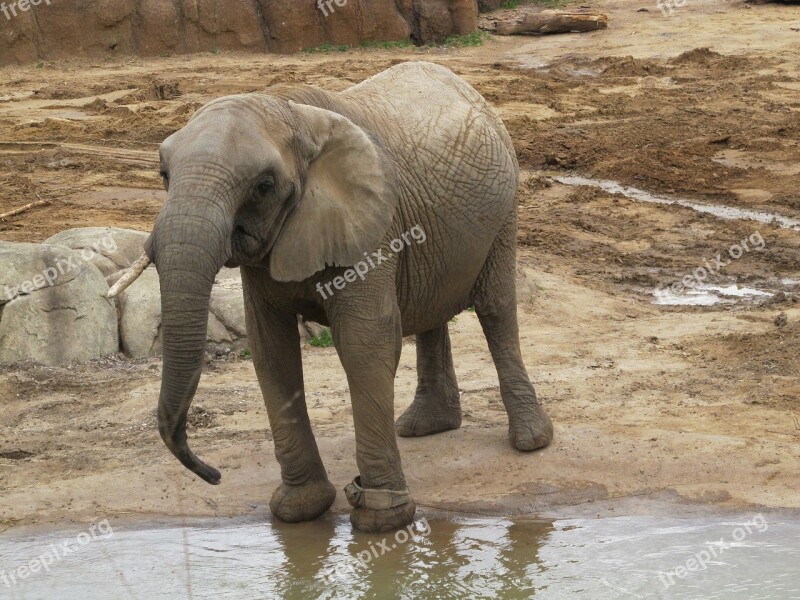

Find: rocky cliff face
[0,0,478,65]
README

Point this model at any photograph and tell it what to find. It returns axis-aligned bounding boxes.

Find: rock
[0,242,118,366]
[44,227,149,278]
[0,0,479,65]
[298,317,329,341]
[477,0,507,11]
[774,312,788,328]
[412,0,479,44]
[118,267,162,358]
[210,268,247,339]
[118,266,247,358]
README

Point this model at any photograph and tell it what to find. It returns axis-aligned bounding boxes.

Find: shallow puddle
[0,514,798,599]
[553,175,800,231]
[652,283,774,306]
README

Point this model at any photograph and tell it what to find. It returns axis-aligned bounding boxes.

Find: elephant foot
[508,403,553,451]
[270,478,336,523]
[344,476,417,532]
[395,399,462,437]
[351,501,417,533]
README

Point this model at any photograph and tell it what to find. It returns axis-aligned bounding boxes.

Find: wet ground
[1,514,798,599]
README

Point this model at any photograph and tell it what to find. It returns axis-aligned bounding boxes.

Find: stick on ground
[0,199,51,221]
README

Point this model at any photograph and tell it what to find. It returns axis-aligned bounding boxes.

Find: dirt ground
[2,0,800,530]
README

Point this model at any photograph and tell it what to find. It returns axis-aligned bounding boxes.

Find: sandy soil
[2,0,800,530]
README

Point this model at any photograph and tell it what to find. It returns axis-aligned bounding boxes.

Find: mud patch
[692,321,800,379]
[0,450,34,460]
[670,47,753,71]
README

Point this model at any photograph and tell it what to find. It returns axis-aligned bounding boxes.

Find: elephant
[121,61,554,532]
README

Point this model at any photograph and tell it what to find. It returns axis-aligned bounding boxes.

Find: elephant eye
[160,170,170,189]
[256,176,274,196]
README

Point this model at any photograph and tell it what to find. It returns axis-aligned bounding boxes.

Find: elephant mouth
[234,225,257,241]
[231,221,282,266]
[231,191,298,267]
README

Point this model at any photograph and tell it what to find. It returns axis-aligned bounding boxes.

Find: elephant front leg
[330,296,416,533]
[244,291,335,523]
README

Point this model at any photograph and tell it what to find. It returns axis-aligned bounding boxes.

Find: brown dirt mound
[693,320,800,378]
[597,56,668,77]
[670,47,752,70]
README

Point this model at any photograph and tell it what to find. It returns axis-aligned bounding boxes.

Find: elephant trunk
[151,196,233,485]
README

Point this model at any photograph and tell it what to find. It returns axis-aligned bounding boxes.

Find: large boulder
[44,227,149,278]
[0,228,250,364]
[0,0,479,65]
[0,242,118,366]
[45,226,248,357]
[118,266,248,358]
[209,267,247,340]
[117,267,161,358]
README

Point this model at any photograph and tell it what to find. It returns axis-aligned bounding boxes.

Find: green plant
[240,348,252,359]
[359,39,414,50]
[210,48,220,55]
[304,42,350,53]
[309,328,335,347]
[442,31,491,48]
[501,0,521,8]
[467,306,476,312]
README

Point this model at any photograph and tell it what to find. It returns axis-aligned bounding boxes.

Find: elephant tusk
[106,253,151,299]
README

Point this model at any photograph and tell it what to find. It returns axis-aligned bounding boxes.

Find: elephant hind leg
[396,324,462,437]
[471,213,553,451]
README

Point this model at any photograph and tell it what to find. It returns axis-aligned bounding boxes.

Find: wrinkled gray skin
[149,61,553,532]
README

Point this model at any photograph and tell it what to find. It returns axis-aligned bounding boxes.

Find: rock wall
[0,227,333,366]
[0,0,479,66]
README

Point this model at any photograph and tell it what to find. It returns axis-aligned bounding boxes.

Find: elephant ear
[269,101,399,282]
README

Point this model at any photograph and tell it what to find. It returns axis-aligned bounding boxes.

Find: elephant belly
[394,195,509,336]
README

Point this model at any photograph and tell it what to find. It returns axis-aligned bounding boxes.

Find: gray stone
[0,242,118,366]
[118,266,248,358]
[118,267,162,358]
[210,268,247,338]
[44,227,149,278]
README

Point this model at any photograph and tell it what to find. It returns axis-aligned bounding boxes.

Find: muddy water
[551,174,800,306]
[553,175,800,231]
[652,283,775,306]
[1,514,798,599]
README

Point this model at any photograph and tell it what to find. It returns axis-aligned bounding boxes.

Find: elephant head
[136,94,398,484]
